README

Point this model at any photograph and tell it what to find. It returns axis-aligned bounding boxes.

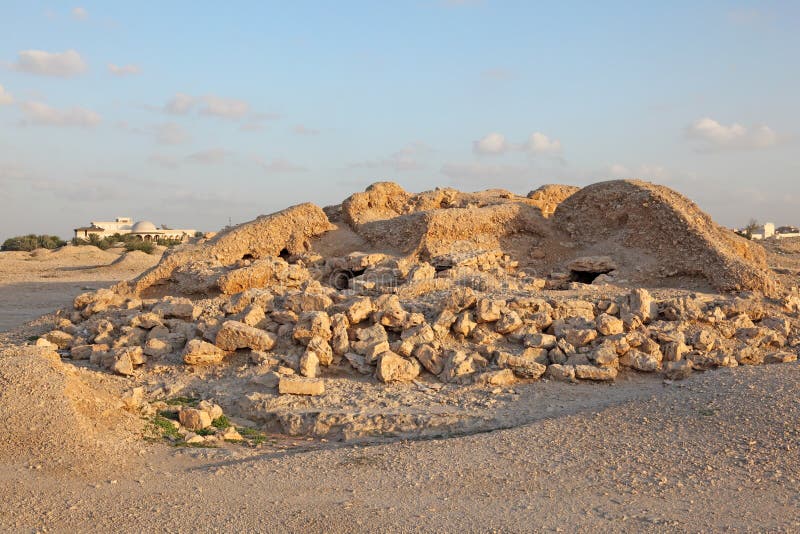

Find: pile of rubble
[35,179,800,440]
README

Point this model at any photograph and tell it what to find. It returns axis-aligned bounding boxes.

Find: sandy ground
[0,247,798,532]
[0,247,161,332]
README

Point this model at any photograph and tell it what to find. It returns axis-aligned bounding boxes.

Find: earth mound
[37,179,797,444]
[552,180,777,294]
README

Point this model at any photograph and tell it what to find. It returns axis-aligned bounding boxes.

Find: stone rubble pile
[40,250,800,400]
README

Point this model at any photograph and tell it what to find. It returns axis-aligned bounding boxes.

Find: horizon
[2,1,799,241]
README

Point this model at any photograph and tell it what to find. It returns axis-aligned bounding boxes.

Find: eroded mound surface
[24,179,800,443]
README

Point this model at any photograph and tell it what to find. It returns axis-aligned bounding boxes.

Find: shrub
[125,240,155,254]
[1,234,66,252]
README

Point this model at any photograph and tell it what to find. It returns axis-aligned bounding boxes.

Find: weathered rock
[475,298,505,323]
[439,351,478,383]
[306,336,333,366]
[495,310,523,334]
[70,343,109,361]
[183,339,226,365]
[344,296,374,324]
[496,353,547,379]
[623,288,655,323]
[376,352,420,383]
[153,297,197,320]
[477,368,517,386]
[330,313,350,356]
[414,344,445,375]
[216,320,277,351]
[299,350,319,378]
[574,364,617,381]
[564,328,598,347]
[591,345,619,368]
[664,359,692,380]
[278,376,325,395]
[764,351,797,364]
[179,408,212,430]
[619,349,661,372]
[524,333,557,349]
[452,311,477,337]
[662,340,690,362]
[442,286,477,313]
[545,364,576,382]
[595,313,624,336]
[292,311,332,345]
[44,330,73,350]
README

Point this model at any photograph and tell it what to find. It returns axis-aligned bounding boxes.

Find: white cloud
[293,124,320,135]
[350,142,431,171]
[0,84,13,105]
[108,63,140,76]
[473,131,562,156]
[154,122,189,145]
[164,93,194,114]
[71,7,88,20]
[256,157,308,173]
[686,117,778,151]
[11,49,87,77]
[186,148,227,165]
[200,95,250,118]
[473,132,509,155]
[19,101,101,127]
[528,132,562,154]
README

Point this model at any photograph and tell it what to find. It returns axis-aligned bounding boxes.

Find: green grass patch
[238,426,268,445]
[151,415,180,439]
[211,415,231,429]
[164,396,199,407]
[157,409,180,421]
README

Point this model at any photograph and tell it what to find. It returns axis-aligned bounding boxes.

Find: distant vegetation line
[1,232,182,254]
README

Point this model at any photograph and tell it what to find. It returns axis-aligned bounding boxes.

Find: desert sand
[1,180,799,532]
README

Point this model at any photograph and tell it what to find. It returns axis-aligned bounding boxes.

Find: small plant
[150,415,181,440]
[237,426,268,445]
[211,415,231,429]
[164,396,199,407]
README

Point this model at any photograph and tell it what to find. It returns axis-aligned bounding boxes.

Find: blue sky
[1,1,798,240]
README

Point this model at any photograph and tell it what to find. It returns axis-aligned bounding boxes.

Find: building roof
[74,225,105,232]
[131,221,158,233]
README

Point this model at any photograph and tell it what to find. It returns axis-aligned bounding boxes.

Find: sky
[1,1,798,241]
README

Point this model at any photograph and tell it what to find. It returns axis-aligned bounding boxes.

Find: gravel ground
[1,362,797,533]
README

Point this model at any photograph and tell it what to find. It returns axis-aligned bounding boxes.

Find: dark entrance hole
[278,248,291,260]
[329,268,366,290]
[241,254,255,261]
[569,269,612,284]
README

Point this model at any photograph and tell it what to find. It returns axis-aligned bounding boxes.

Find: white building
[74,217,197,242]
[748,222,800,240]
[749,222,775,240]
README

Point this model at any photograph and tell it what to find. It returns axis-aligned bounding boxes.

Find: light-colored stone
[376,352,421,383]
[278,376,325,395]
[183,339,226,365]
[595,313,624,336]
[299,349,320,378]
[179,408,212,430]
[574,364,617,381]
[216,320,277,351]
